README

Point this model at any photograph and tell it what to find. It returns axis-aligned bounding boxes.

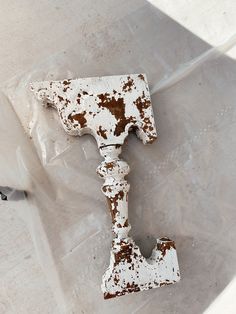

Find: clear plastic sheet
[1,3,236,314]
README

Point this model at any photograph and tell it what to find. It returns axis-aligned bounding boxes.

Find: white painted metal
[30,74,157,148]
[31,73,180,299]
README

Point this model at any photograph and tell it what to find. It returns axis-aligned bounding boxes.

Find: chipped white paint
[101,238,180,298]
[31,73,180,299]
[97,144,180,298]
[30,74,156,148]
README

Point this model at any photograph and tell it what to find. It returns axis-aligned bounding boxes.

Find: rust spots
[134,95,151,119]
[159,237,171,241]
[104,292,115,299]
[97,92,109,103]
[122,76,134,92]
[106,197,116,224]
[97,126,107,139]
[68,111,87,128]
[138,74,145,81]
[157,239,176,258]
[159,282,166,287]
[104,162,114,170]
[57,95,71,107]
[114,242,133,265]
[115,116,134,136]
[142,117,154,134]
[97,93,134,136]
[65,98,71,105]
[160,282,172,287]
[102,186,112,193]
[104,278,141,299]
[62,80,71,92]
[77,93,81,104]
[133,93,156,138]
[124,219,129,227]
[126,282,140,293]
[114,275,119,285]
[117,190,124,199]
[146,135,157,143]
[104,292,121,299]
[104,190,125,224]
[104,277,175,299]
[58,95,64,102]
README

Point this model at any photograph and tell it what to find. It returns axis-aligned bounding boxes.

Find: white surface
[0,201,58,313]
[1,1,236,313]
[204,277,236,314]
[149,0,236,47]
[30,74,157,146]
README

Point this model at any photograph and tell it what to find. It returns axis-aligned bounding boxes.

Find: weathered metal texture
[97,145,180,299]
[30,73,180,299]
[30,74,156,148]
[102,237,180,299]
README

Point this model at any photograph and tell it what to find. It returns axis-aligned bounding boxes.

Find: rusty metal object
[30,74,180,299]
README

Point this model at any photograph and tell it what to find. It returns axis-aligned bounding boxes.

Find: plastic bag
[1,3,236,313]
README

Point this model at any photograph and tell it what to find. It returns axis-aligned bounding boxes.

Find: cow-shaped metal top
[30,74,157,148]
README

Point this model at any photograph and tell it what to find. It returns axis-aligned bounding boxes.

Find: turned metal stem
[97,145,131,239]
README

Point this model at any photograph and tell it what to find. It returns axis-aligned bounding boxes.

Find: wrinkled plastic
[1,4,236,314]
